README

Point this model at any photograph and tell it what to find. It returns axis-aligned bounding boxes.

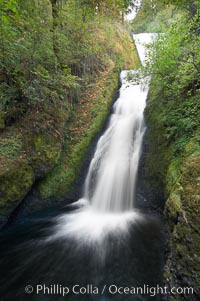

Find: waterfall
[0,34,163,301]
[49,33,156,243]
[83,33,155,212]
[83,70,147,212]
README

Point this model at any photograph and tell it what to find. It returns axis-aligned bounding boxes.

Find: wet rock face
[136,128,166,212]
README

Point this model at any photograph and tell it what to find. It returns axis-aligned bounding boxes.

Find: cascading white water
[49,33,156,243]
[83,70,147,212]
[83,33,155,212]
[133,33,156,65]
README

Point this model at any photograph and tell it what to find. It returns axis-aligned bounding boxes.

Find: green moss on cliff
[0,133,23,160]
[0,105,66,223]
[165,159,181,196]
[164,148,200,299]
[0,161,35,214]
[31,134,61,177]
[144,84,173,202]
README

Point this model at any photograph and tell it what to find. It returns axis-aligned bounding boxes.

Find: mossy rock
[0,161,35,219]
[30,134,62,177]
[165,190,182,225]
[184,139,200,157]
[165,159,181,195]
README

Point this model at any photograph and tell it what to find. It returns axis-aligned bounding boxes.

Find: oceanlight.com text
[25,283,194,297]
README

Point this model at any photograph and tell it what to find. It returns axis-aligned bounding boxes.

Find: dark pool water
[0,205,164,301]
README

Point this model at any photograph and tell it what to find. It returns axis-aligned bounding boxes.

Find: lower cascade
[50,34,156,243]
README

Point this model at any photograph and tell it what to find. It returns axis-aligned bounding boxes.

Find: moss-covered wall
[164,143,200,300]
[144,81,200,300]
[0,104,67,224]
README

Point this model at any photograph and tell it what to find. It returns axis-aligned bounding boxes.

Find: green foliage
[131,0,168,33]
[0,0,79,122]
[145,13,200,96]
[0,0,136,124]
[78,0,137,16]
[142,9,200,205]
[145,11,200,157]
[163,0,200,16]
[145,6,179,33]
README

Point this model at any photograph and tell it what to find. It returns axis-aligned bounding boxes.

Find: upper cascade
[133,33,157,65]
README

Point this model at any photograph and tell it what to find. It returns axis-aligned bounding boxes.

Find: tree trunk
[50,0,59,59]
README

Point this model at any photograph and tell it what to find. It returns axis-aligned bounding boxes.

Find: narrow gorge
[0,1,199,301]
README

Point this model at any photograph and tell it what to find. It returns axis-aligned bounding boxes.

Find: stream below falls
[0,34,164,301]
